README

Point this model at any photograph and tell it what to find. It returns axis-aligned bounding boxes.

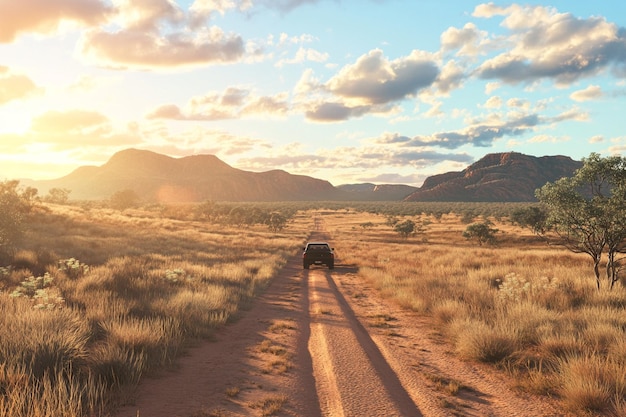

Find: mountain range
[27,149,582,203]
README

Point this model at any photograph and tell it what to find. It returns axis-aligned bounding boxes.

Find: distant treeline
[187,200,537,221]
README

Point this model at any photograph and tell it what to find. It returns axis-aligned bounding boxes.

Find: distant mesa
[402,152,582,202]
[26,149,581,203]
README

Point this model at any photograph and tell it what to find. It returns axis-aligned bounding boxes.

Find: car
[302,242,334,269]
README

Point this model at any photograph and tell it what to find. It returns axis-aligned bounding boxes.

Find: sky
[1,0,625,187]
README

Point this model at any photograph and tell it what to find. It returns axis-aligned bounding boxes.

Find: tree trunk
[594,257,601,290]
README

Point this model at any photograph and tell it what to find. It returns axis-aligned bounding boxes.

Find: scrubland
[2,202,626,416]
[0,203,309,417]
[325,209,626,416]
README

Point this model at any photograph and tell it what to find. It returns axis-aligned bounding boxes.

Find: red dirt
[113,232,572,417]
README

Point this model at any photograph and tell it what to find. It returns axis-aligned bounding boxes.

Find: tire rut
[307,267,423,417]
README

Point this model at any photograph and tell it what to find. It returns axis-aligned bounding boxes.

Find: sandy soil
[113,232,572,417]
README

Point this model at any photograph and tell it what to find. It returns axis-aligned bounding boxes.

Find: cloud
[145,104,188,120]
[1,110,142,154]
[241,93,290,116]
[304,102,373,122]
[589,135,604,144]
[506,98,530,109]
[570,85,603,102]
[474,4,626,86]
[0,67,42,105]
[376,109,586,150]
[484,96,502,109]
[441,22,489,57]
[81,27,246,69]
[528,134,569,143]
[31,110,110,134]
[275,47,329,67]
[75,0,251,69]
[146,88,290,120]
[434,60,465,95]
[298,49,440,122]
[0,0,111,43]
[326,49,440,105]
[254,0,324,13]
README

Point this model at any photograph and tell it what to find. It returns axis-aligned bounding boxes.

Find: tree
[394,219,416,239]
[536,153,626,290]
[0,180,37,259]
[45,188,71,204]
[510,205,549,236]
[266,211,288,232]
[463,221,499,246]
[110,189,140,210]
[460,210,476,224]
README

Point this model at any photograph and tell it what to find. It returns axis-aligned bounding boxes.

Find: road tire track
[307,266,423,417]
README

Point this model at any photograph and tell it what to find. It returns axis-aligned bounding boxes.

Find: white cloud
[275,47,329,67]
[484,96,502,109]
[475,4,626,86]
[589,135,604,143]
[440,22,489,57]
[146,87,291,120]
[570,85,603,102]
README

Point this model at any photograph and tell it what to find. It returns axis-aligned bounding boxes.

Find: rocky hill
[28,149,581,203]
[403,152,582,202]
[33,149,343,202]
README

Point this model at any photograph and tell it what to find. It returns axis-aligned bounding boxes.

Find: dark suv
[302,242,334,269]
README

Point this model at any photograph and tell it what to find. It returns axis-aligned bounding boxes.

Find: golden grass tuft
[250,395,288,417]
[558,355,624,414]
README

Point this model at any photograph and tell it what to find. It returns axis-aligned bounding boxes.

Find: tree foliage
[510,205,549,235]
[536,153,626,290]
[462,221,499,246]
[266,211,288,232]
[44,188,71,205]
[0,180,38,259]
[394,219,416,239]
[110,189,140,210]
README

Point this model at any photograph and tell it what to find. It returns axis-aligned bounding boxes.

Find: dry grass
[225,386,240,398]
[249,395,288,417]
[321,209,626,415]
[6,203,626,416]
[0,203,309,417]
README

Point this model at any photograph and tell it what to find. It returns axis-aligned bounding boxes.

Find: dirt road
[114,232,569,417]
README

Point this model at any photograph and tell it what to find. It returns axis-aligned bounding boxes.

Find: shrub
[462,221,499,246]
[394,219,416,239]
[558,355,624,414]
[0,180,37,260]
[109,189,140,210]
[452,319,517,363]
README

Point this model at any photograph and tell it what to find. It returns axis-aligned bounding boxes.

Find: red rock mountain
[29,149,581,202]
[403,152,582,202]
[35,149,341,202]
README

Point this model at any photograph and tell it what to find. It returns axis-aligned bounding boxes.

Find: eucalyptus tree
[536,153,626,290]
